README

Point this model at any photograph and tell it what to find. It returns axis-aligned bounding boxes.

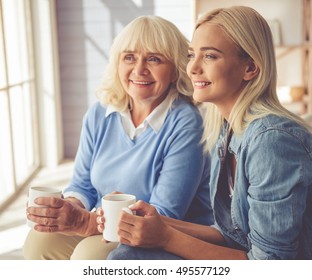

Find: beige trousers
[23,230,118,260]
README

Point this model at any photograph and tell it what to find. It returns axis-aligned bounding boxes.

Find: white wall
[197,0,302,45]
[196,0,303,88]
[56,0,194,158]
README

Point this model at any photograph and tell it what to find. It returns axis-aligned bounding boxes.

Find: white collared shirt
[105,95,173,140]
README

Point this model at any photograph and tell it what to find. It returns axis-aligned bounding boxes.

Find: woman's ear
[243,60,259,81]
[171,70,178,83]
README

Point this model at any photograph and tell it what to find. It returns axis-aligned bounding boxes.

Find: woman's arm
[62,104,101,210]
[244,128,310,259]
[163,226,248,260]
[148,106,212,223]
[161,215,223,244]
[117,201,248,260]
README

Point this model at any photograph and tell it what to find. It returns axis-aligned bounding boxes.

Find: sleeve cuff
[63,191,91,210]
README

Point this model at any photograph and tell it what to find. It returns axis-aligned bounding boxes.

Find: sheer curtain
[0,0,40,207]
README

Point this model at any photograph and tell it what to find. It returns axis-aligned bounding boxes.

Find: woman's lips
[131,80,154,85]
[193,81,211,88]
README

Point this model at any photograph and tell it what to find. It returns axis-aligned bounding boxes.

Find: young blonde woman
[102,6,312,260]
[24,15,213,260]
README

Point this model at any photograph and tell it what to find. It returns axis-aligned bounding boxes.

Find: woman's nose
[189,59,203,75]
[132,60,149,75]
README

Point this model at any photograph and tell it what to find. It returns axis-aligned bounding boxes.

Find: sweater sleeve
[62,104,100,210]
[149,104,208,220]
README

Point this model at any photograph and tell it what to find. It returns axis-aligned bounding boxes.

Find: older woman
[105,6,312,260]
[24,15,213,260]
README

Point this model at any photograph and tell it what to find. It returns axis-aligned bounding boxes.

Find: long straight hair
[196,6,312,152]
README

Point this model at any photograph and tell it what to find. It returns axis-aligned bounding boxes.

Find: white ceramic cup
[102,193,136,242]
[27,186,62,228]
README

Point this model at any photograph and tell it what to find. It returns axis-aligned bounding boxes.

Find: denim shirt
[210,115,312,259]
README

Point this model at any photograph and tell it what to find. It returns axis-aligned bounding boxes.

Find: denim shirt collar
[229,133,243,155]
[219,121,243,156]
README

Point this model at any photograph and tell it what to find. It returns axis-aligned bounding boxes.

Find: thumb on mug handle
[122,206,136,215]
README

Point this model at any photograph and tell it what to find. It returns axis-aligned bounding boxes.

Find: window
[0,0,40,206]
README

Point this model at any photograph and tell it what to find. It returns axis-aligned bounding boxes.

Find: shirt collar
[229,133,243,155]
[145,95,173,133]
[105,105,118,117]
[219,121,242,155]
[105,95,173,133]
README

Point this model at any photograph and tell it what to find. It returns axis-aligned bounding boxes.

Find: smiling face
[187,23,252,118]
[118,50,175,109]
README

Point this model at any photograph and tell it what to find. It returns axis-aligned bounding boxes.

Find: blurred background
[0,0,311,259]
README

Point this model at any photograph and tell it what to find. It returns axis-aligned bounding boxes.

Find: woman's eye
[204,54,216,60]
[187,53,195,60]
[123,55,136,62]
[147,56,161,63]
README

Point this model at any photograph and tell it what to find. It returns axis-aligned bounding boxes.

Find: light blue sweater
[63,98,213,225]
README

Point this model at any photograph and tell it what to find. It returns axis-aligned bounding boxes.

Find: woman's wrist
[161,225,178,251]
[79,211,100,237]
[64,197,85,208]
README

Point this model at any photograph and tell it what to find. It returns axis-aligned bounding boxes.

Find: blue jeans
[107,244,183,260]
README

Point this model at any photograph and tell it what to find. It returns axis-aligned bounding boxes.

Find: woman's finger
[96,207,103,215]
[97,224,104,233]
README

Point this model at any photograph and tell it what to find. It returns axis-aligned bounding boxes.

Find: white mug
[102,193,136,242]
[27,186,62,228]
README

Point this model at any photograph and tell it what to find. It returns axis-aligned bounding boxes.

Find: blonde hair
[196,6,312,151]
[96,15,193,111]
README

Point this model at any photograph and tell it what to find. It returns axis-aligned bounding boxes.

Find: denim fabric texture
[210,115,312,259]
[107,244,183,260]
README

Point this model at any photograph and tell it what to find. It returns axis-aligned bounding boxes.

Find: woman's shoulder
[170,98,202,121]
[248,114,309,134]
[245,114,312,151]
[84,101,108,120]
